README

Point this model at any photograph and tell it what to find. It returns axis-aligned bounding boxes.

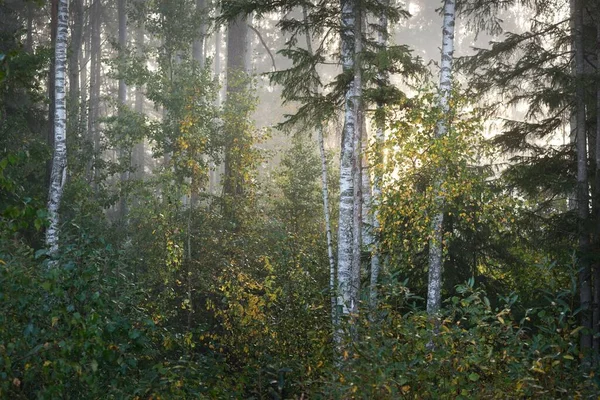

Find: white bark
[46,0,69,258]
[336,0,357,327]
[369,0,389,312]
[427,0,455,316]
[302,6,337,328]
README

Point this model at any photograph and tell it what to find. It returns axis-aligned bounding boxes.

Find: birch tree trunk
[46,0,69,258]
[427,0,455,316]
[302,6,337,328]
[335,0,358,343]
[47,0,58,189]
[369,0,389,312]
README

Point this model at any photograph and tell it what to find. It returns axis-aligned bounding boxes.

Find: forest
[1,0,600,398]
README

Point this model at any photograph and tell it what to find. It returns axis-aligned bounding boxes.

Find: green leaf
[468,373,480,382]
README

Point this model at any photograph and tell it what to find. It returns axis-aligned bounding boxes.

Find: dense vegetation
[1,0,599,398]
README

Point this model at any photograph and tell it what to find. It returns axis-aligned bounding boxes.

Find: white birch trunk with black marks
[427,0,455,316]
[335,0,358,346]
[46,0,69,258]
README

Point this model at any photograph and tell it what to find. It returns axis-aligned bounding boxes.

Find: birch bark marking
[302,6,337,328]
[570,0,592,351]
[336,0,357,338]
[46,0,69,258]
[427,0,455,316]
[369,0,389,312]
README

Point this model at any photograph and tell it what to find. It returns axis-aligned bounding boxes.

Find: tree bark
[335,0,358,345]
[302,5,337,329]
[118,0,128,218]
[570,0,592,352]
[47,0,58,191]
[133,16,145,180]
[46,0,69,259]
[369,0,389,313]
[69,0,84,109]
[88,0,102,188]
[193,0,207,68]
[223,15,248,199]
[593,3,600,354]
[350,7,364,313]
[427,0,455,317]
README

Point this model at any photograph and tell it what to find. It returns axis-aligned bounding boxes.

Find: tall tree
[594,6,600,352]
[427,0,456,316]
[222,13,249,208]
[88,0,102,186]
[368,0,389,312]
[69,0,84,109]
[570,0,592,351]
[336,0,360,339]
[46,0,69,257]
[118,0,128,217]
[302,5,337,328]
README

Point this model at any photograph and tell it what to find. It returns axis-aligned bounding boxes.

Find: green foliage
[322,280,598,399]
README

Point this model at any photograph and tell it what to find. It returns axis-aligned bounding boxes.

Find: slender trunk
[335,0,358,345]
[80,2,88,131]
[193,0,207,68]
[223,15,248,202]
[118,0,128,218]
[46,0,69,258]
[570,0,592,352]
[47,0,58,191]
[133,20,145,180]
[350,7,364,311]
[302,6,337,328]
[209,26,223,195]
[69,0,83,109]
[25,3,34,53]
[369,0,389,312]
[593,6,600,354]
[427,0,455,317]
[88,0,102,187]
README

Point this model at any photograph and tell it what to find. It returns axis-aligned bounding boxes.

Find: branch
[247,24,276,71]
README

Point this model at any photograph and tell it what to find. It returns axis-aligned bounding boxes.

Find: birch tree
[427,0,456,316]
[302,6,337,327]
[46,0,69,257]
[336,0,360,337]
